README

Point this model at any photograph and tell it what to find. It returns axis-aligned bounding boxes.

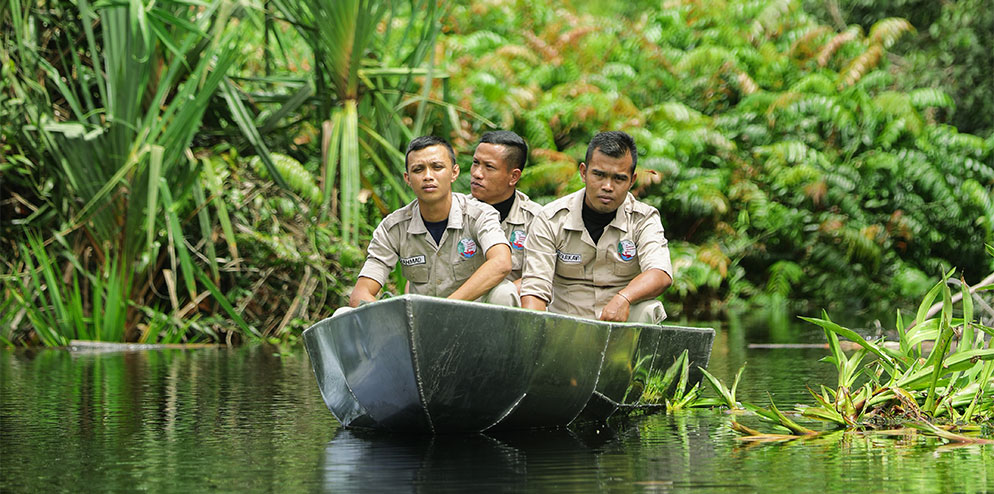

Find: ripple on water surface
[1,345,991,493]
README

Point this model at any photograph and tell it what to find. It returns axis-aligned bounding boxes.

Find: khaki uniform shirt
[520,190,673,319]
[358,192,509,297]
[495,190,543,281]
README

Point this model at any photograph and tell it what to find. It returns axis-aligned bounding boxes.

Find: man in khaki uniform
[521,131,672,323]
[469,131,543,283]
[346,136,515,310]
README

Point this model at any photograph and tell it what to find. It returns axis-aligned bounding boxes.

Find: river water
[1,327,991,493]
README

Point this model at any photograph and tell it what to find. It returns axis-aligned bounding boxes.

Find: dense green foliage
[2,0,992,344]
[804,0,994,137]
[440,0,994,321]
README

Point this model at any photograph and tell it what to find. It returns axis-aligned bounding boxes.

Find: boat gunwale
[303,295,717,340]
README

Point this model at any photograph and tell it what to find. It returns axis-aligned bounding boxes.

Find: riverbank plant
[707,262,994,442]
[1,0,253,344]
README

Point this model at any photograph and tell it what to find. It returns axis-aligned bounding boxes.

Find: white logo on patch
[557,250,582,264]
[400,255,426,266]
[617,239,637,262]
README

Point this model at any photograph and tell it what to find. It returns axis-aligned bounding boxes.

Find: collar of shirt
[503,190,532,227]
[563,190,632,234]
[406,193,467,235]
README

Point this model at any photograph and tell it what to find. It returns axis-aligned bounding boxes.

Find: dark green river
[1,327,991,493]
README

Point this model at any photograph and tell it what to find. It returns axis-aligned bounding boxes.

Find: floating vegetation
[718,265,994,443]
[643,260,994,445]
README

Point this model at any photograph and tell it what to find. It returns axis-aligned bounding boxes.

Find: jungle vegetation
[1,0,992,345]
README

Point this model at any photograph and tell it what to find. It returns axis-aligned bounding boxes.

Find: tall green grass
[2,0,257,344]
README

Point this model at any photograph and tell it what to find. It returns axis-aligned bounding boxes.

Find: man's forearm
[448,258,510,301]
[521,294,548,311]
[617,268,672,303]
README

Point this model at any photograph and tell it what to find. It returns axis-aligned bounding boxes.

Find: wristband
[617,291,632,304]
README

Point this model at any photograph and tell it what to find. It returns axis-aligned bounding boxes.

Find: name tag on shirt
[557,250,582,264]
[400,255,427,266]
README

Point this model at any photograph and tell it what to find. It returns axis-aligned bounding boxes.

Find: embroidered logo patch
[557,250,582,264]
[400,255,426,266]
[509,230,527,250]
[617,239,637,261]
[458,238,478,258]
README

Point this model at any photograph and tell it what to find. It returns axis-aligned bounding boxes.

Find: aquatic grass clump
[723,265,994,442]
[634,349,704,411]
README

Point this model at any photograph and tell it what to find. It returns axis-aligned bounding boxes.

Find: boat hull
[303,295,714,433]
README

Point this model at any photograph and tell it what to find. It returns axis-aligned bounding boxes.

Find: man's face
[580,149,636,213]
[405,144,458,203]
[470,142,520,204]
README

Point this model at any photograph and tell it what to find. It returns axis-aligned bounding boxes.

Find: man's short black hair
[405,135,456,170]
[478,130,528,171]
[585,131,638,172]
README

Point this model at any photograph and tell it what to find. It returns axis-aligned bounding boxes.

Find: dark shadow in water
[320,424,612,493]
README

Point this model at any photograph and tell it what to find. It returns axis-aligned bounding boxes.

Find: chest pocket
[452,257,480,281]
[612,239,640,278]
[612,255,640,278]
[554,250,587,280]
[402,263,430,284]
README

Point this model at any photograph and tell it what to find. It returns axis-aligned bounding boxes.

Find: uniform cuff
[357,259,391,287]
[519,277,553,303]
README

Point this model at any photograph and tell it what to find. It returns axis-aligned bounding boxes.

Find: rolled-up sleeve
[472,205,510,254]
[357,223,398,286]
[635,210,672,277]
[519,211,557,303]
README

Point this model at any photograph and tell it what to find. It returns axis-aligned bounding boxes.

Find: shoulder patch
[458,238,478,258]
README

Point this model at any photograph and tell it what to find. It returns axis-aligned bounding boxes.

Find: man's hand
[349,277,382,308]
[599,292,631,322]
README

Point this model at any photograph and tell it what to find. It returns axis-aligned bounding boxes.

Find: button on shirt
[493,189,543,281]
[520,190,673,319]
[358,193,509,297]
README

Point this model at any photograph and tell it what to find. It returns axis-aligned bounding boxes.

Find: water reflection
[321,425,621,493]
[2,343,992,493]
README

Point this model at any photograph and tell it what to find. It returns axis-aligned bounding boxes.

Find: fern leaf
[876,118,908,149]
[927,125,986,154]
[838,44,883,89]
[675,46,736,75]
[909,88,954,110]
[789,25,832,59]
[749,0,796,41]
[766,260,803,297]
[755,140,811,164]
[962,179,994,241]
[697,243,730,278]
[788,74,835,95]
[495,44,541,65]
[523,114,555,151]
[854,70,892,92]
[736,70,759,95]
[868,18,914,48]
[816,26,861,67]
[459,30,507,54]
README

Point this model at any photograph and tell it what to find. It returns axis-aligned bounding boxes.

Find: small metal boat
[303,294,714,433]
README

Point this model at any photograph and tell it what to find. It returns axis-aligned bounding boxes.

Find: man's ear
[451,163,459,182]
[509,167,522,187]
[630,171,637,189]
[578,162,587,184]
[403,172,411,187]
